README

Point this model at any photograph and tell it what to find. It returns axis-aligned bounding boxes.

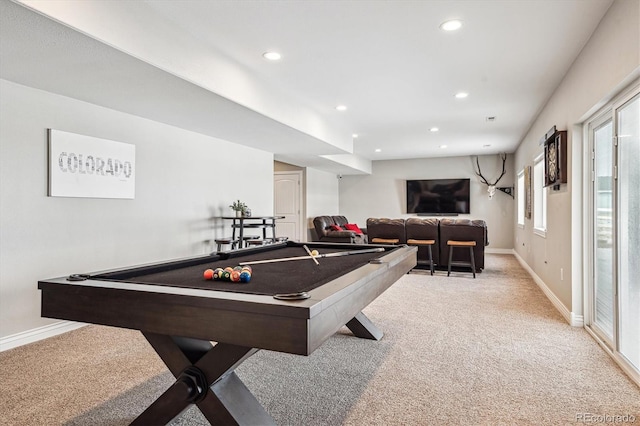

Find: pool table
[38,241,416,425]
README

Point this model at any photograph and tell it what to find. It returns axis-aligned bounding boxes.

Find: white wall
[0,80,274,339]
[339,155,515,250]
[305,168,340,240]
[513,0,639,314]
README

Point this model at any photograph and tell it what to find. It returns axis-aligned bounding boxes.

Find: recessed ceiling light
[455,92,469,99]
[430,127,439,132]
[440,145,448,149]
[440,19,462,31]
[336,105,347,111]
[375,149,382,153]
[262,51,282,61]
[352,133,359,138]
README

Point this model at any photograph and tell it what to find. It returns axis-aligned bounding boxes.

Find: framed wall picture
[544,130,567,188]
[524,165,532,219]
[48,129,136,199]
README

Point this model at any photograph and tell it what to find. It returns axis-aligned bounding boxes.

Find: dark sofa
[366,217,488,271]
[312,215,367,244]
[439,219,488,271]
[405,217,440,268]
[366,218,406,244]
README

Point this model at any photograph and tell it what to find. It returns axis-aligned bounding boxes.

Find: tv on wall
[406,178,470,215]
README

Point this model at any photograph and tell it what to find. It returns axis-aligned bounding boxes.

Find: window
[533,154,547,235]
[517,170,525,226]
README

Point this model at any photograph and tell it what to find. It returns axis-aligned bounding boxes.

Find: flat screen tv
[406,178,470,215]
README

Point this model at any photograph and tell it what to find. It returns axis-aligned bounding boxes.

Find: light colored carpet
[1,254,638,425]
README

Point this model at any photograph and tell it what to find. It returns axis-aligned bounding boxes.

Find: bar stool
[214,237,237,252]
[370,238,400,244]
[242,235,260,247]
[246,239,265,247]
[407,239,435,275]
[447,240,477,278]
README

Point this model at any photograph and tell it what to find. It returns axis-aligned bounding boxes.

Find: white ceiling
[3,0,613,174]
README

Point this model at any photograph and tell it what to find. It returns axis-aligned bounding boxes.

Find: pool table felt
[95,246,387,296]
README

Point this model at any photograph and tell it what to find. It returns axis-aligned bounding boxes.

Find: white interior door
[274,171,303,242]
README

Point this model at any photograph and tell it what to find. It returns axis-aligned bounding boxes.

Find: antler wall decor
[473,153,509,199]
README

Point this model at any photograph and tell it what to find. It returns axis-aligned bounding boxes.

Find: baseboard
[485,248,513,254]
[0,321,86,352]
[511,250,582,327]
[570,312,584,327]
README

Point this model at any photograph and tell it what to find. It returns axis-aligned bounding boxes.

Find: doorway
[274,171,304,242]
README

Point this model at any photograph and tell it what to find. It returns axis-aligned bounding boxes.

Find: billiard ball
[239,271,251,283]
[222,271,231,281]
[213,268,224,280]
[311,250,319,257]
[203,269,214,280]
[230,270,241,282]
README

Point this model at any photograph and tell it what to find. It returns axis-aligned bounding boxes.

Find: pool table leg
[133,332,275,425]
[346,311,383,340]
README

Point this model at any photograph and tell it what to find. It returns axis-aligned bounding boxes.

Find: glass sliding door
[616,94,639,370]
[592,118,614,345]
[587,87,640,382]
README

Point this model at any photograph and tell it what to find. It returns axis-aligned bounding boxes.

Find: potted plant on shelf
[229,200,248,217]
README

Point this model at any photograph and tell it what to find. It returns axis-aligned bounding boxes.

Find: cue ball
[203,269,214,280]
[311,250,319,257]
